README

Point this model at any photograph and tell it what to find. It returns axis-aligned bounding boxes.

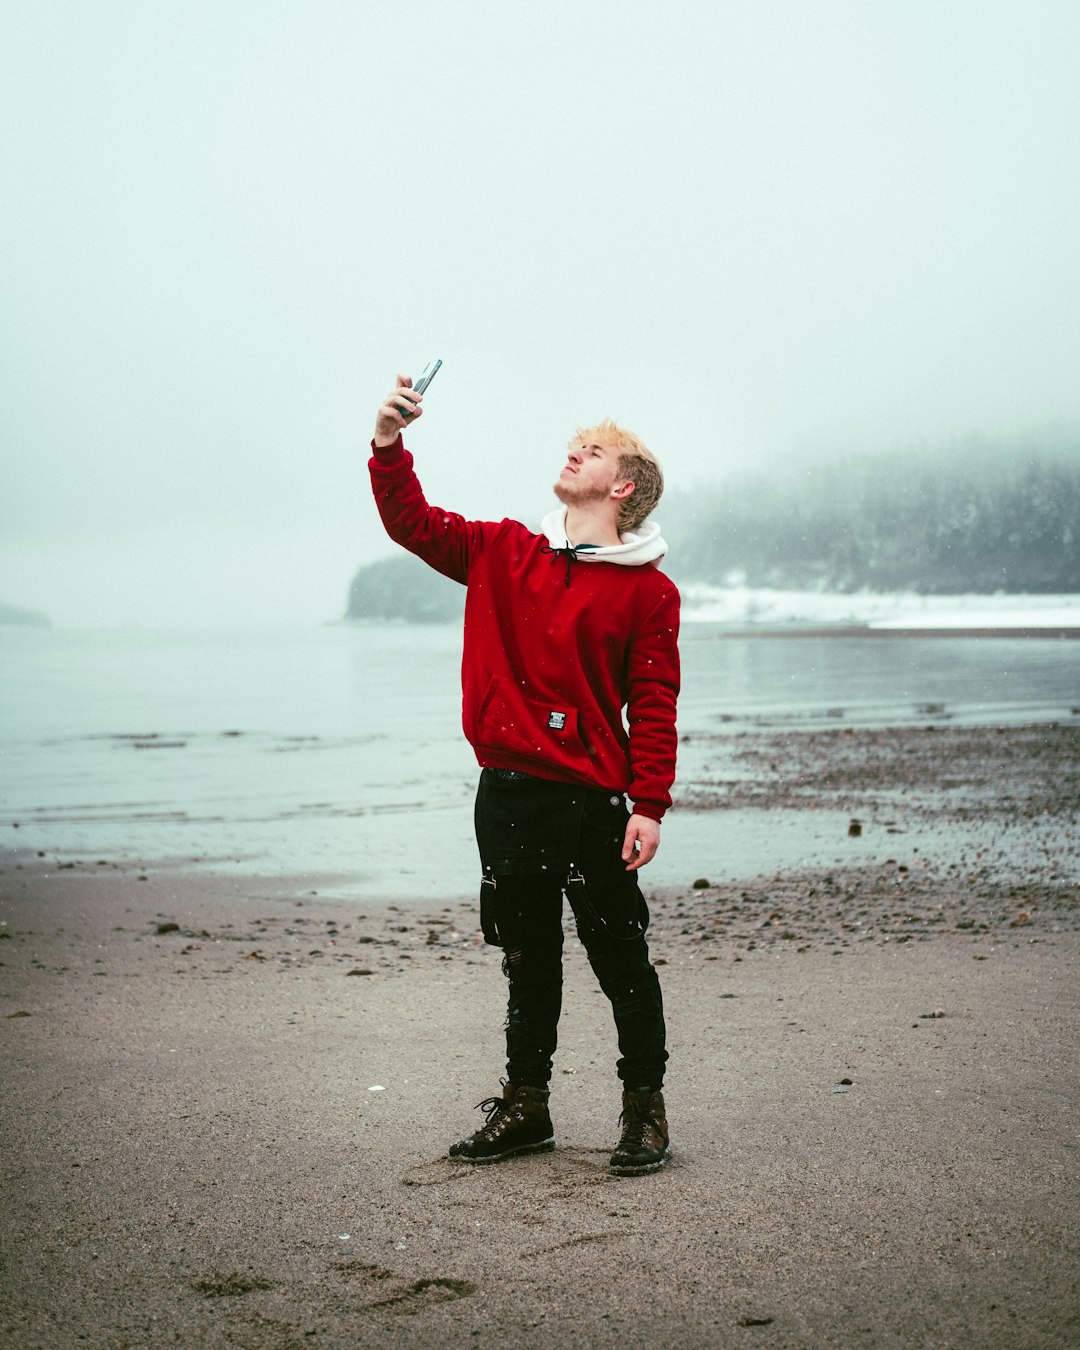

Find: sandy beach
[2,723,1078,1349]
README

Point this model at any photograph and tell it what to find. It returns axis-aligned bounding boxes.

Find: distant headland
[0,602,50,628]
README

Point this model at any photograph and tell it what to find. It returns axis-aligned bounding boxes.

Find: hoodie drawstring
[541,543,582,587]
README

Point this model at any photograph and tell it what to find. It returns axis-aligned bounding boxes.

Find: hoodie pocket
[474,675,593,773]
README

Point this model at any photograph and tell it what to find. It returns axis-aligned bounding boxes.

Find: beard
[553,476,610,508]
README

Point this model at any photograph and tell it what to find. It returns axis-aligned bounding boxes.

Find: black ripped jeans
[474,769,668,1090]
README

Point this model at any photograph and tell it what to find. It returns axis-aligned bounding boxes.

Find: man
[368,372,680,1175]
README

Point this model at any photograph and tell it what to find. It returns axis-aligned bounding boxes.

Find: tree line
[663,438,1079,594]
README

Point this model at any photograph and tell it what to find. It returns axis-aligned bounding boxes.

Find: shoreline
[684,624,1080,639]
[7,724,1079,897]
[5,617,1079,640]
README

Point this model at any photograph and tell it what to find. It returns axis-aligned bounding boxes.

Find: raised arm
[368,372,486,585]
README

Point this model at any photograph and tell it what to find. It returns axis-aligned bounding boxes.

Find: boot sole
[449,1137,555,1165]
[609,1147,672,1176]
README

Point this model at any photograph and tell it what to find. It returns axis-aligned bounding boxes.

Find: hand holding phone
[399,359,442,420]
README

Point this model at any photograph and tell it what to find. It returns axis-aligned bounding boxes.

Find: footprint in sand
[399,1143,615,1189]
[364,1276,477,1315]
[519,1231,638,1259]
[331,1259,476,1316]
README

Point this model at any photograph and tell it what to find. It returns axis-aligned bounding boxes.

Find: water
[2,623,1076,899]
[678,628,1078,729]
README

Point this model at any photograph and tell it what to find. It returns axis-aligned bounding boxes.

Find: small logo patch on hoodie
[547,711,567,730]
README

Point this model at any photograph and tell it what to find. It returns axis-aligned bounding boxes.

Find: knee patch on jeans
[480,872,501,947]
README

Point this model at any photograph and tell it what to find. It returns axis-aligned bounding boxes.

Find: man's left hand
[622,814,660,871]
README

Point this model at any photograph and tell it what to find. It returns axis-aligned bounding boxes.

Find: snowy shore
[681,585,1080,629]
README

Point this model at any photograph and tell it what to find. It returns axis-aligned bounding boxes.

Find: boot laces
[618,1101,654,1151]
[615,1107,650,1150]
[476,1096,507,1122]
[471,1093,513,1140]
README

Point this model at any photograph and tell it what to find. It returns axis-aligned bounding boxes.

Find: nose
[567,447,582,465]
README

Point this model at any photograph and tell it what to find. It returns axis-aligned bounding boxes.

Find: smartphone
[401,358,442,418]
[413,358,442,395]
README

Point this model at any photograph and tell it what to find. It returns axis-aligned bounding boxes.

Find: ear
[611,479,635,501]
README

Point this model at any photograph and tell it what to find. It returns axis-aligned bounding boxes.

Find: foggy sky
[3,1,1079,626]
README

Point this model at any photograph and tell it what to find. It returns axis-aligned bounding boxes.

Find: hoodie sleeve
[368,435,488,584]
[625,583,681,821]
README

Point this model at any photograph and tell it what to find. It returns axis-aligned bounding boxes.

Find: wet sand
[2,724,1078,1348]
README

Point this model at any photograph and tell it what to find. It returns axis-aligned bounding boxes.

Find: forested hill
[664,439,1079,594]
[346,554,465,623]
[0,602,50,627]
[345,438,1080,621]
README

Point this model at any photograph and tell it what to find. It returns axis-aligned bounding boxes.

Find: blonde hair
[568,418,664,532]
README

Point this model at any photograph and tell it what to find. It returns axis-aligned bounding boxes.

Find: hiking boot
[448,1082,555,1164]
[609,1087,671,1175]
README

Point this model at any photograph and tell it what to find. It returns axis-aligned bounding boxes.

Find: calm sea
[2,624,1076,900]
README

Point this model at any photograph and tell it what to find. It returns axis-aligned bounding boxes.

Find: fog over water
[3,1,1079,626]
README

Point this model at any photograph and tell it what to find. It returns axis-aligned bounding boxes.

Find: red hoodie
[369,437,680,821]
